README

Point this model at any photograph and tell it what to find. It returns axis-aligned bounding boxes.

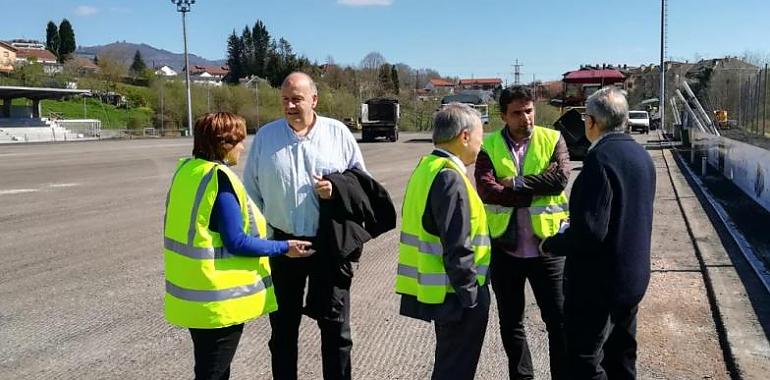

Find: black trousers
[565,292,639,380]
[189,324,244,380]
[490,250,567,380]
[268,230,353,380]
[432,285,491,380]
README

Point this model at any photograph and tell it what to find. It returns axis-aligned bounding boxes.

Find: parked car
[628,110,650,133]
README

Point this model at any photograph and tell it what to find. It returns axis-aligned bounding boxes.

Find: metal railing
[54,119,102,138]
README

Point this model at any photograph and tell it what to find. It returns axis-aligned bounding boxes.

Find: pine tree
[225,31,245,84]
[252,21,271,78]
[378,63,392,96]
[130,50,147,78]
[58,19,76,62]
[45,21,59,59]
[265,40,282,87]
[241,26,254,76]
[390,65,400,95]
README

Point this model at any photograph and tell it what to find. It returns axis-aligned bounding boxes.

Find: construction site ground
[0,132,768,379]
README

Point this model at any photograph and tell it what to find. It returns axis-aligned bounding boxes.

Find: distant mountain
[76,42,225,71]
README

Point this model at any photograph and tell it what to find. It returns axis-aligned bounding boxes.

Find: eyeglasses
[581,114,594,122]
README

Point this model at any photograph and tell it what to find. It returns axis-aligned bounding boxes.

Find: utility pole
[659,0,667,133]
[160,81,164,133]
[762,63,767,137]
[255,79,260,129]
[513,59,523,85]
[414,71,419,130]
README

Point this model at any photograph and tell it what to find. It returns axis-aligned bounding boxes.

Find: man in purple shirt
[475,86,571,380]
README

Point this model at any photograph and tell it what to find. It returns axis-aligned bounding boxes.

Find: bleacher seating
[0,119,85,143]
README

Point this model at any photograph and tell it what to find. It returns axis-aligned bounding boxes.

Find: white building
[155,65,178,77]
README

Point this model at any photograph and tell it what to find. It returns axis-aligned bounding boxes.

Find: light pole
[660,0,666,134]
[172,0,195,136]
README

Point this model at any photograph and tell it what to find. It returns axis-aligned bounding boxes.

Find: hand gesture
[286,240,314,258]
[313,174,333,200]
[499,177,515,188]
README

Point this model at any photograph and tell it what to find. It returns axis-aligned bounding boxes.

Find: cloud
[337,0,393,6]
[109,7,132,14]
[74,5,98,16]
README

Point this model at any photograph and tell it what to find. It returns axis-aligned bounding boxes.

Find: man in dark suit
[397,103,490,380]
[541,86,656,380]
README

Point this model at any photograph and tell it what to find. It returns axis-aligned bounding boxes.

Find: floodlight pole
[173,0,195,136]
[660,0,666,133]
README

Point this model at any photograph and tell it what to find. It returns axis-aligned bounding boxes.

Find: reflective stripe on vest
[396,154,491,305]
[396,263,489,286]
[400,232,491,256]
[481,127,570,239]
[165,276,273,302]
[164,158,277,329]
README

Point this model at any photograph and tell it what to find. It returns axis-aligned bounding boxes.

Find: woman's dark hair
[498,85,534,114]
[192,112,247,161]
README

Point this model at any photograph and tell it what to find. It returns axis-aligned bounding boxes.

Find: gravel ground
[0,132,737,379]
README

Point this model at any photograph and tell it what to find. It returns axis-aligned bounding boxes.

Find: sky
[2,0,769,82]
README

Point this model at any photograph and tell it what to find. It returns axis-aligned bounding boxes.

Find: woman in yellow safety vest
[163,112,313,380]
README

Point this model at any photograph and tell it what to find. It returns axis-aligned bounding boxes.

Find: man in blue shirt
[244,72,366,380]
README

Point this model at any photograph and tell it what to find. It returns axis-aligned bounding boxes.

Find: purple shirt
[506,130,541,258]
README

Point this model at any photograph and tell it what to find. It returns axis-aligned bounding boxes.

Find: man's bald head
[281,72,318,95]
[280,72,319,130]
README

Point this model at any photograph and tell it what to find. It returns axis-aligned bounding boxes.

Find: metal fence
[55,119,102,138]
[736,64,769,138]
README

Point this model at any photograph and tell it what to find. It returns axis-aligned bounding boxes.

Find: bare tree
[97,53,127,91]
[359,51,387,100]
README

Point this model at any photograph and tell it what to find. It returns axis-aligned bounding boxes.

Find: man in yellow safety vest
[474,86,571,379]
[396,103,491,380]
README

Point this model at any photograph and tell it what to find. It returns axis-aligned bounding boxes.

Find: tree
[129,50,147,78]
[360,51,386,72]
[359,52,386,98]
[97,54,126,91]
[390,65,400,95]
[241,26,254,75]
[225,31,245,84]
[378,63,395,96]
[252,21,271,77]
[11,60,45,87]
[45,21,59,59]
[58,19,76,62]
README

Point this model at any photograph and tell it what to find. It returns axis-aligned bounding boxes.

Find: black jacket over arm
[319,168,396,261]
[542,133,656,307]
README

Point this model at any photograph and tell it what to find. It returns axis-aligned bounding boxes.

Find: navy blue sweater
[209,170,288,257]
[542,133,656,307]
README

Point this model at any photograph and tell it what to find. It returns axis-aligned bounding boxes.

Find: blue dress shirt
[243,115,366,237]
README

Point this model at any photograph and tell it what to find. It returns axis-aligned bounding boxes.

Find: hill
[76,41,225,71]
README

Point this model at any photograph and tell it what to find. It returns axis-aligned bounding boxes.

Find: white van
[628,111,650,133]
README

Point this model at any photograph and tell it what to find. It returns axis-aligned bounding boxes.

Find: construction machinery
[713,110,730,130]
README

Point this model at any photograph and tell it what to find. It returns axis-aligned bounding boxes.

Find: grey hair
[281,72,318,95]
[585,86,628,133]
[432,103,482,144]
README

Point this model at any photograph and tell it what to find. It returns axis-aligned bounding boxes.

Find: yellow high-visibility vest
[481,127,569,239]
[164,158,277,329]
[396,154,491,304]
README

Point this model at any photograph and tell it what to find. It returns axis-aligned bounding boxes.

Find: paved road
[0,132,736,379]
